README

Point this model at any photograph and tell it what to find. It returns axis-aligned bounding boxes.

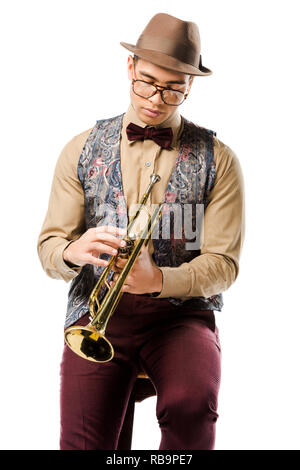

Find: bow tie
[126,122,173,149]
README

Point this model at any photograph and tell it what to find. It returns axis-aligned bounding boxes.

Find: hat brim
[120,42,212,76]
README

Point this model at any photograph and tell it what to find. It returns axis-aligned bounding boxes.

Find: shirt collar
[122,103,183,150]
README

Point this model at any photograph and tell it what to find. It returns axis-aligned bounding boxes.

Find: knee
[157,387,219,426]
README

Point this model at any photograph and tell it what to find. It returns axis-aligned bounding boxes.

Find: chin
[141,115,161,125]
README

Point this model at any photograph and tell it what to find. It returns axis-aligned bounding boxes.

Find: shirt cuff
[55,241,83,280]
[155,264,192,298]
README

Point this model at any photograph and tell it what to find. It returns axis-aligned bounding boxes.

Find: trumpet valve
[118,236,135,257]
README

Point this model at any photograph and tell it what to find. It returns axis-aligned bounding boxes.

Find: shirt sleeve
[36,129,92,282]
[156,137,246,299]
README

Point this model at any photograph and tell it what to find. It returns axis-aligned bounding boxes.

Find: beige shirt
[37,103,245,300]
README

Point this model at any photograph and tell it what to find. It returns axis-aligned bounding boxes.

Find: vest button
[145,161,151,167]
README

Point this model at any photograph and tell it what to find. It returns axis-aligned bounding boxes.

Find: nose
[148,90,164,106]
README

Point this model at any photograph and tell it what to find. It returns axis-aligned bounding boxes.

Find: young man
[37,13,245,450]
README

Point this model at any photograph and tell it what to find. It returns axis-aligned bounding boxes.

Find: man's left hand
[109,245,163,295]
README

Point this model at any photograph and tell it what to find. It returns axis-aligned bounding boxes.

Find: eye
[141,79,154,86]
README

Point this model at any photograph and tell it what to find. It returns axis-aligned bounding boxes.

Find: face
[127,55,194,126]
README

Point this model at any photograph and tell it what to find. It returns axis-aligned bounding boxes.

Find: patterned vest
[64,113,223,328]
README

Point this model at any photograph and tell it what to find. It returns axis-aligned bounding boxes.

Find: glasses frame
[131,62,189,106]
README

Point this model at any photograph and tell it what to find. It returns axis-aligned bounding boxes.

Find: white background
[0,0,299,450]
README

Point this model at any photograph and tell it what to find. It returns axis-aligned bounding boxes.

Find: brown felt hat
[120,12,212,76]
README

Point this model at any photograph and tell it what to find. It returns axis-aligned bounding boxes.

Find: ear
[185,75,193,93]
[127,55,134,80]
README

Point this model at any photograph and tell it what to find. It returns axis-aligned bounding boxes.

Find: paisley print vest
[64,113,223,327]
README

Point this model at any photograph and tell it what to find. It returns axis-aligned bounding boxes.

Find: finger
[116,273,132,286]
[85,254,109,267]
[95,225,127,237]
[110,282,129,291]
[111,265,122,273]
[116,254,128,262]
[94,233,127,249]
[89,241,120,257]
[113,262,125,271]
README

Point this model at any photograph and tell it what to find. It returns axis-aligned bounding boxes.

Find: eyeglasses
[131,63,189,106]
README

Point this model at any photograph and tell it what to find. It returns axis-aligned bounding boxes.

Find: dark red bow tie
[126,122,173,149]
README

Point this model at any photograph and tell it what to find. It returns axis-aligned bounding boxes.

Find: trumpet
[64,173,162,363]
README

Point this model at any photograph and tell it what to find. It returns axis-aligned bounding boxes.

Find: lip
[143,107,162,117]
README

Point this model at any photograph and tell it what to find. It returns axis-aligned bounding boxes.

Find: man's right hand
[63,225,127,268]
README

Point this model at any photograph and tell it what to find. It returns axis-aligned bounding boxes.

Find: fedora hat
[120,12,212,76]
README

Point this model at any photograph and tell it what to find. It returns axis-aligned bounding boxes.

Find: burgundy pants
[60,293,222,450]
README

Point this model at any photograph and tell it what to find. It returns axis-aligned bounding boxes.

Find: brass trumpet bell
[64,325,114,363]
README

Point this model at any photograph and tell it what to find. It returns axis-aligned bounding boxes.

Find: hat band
[136,34,199,68]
